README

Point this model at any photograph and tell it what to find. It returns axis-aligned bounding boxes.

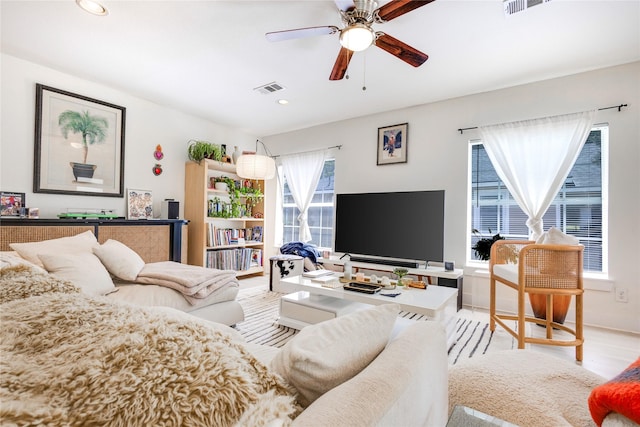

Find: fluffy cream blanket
[0,266,297,426]
[449,350,605,426]
[135,261,239,305]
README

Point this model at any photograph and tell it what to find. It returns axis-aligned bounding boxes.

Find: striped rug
[234,287,516,365]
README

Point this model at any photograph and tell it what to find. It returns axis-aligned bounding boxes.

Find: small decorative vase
[232,146,241,164]
[343,260,352,280]
[214,182,228,191]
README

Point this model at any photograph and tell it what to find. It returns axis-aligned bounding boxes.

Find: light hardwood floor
[238,274,639,379]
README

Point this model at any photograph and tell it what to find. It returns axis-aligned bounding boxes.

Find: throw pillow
[588,357,640,426]
[93,239,145,281]
[270,303,400,408]
[9,230,98,267]
[38,252,116,296]
[0,251,48,273]
[536,227,579,245]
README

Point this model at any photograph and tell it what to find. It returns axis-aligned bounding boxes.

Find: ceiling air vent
[253,82,285,95]
[503,0,551,16]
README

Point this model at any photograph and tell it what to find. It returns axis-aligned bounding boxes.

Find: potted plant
[59,109,107,180]
[187,140,222,163]
[471,229,504,261]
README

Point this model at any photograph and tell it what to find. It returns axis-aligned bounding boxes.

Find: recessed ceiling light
[76,0,109,16]
[277,99,289,105]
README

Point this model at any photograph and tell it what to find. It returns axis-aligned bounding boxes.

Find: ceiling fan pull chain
[362,51,367,91]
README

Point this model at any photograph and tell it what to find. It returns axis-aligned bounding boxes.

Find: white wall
[263,62,640,333]
[0,54,258,219]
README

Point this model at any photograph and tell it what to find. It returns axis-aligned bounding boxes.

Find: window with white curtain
[469,126,608,272]
[281,159,335,248]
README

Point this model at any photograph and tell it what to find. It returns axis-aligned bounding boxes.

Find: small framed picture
[127,189,153,219]
[1,191,26,216]
[377,123,408,165]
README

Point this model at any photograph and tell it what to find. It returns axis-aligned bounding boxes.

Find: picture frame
[377,123,408,165]
[34,84,126,197]
[0,191,26,216]
[127,189,153,220]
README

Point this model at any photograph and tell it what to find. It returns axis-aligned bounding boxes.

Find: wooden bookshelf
[184,159,265,277]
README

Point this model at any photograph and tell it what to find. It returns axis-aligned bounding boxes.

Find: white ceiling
[2,0,639,137]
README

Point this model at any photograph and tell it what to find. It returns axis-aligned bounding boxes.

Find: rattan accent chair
[489,240,585,361]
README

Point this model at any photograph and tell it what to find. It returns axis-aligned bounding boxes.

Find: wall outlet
[615,287,629,303]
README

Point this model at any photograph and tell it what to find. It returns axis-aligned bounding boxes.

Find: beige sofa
[248,318,449,426]
[1,260,449,426]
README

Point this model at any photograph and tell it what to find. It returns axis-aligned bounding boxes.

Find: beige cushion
[270,303,400,408]
[536,227,579,245]
[38,252,116,296]
[93,239,145,281]
[0,251,48,274]
[9,231,98,267]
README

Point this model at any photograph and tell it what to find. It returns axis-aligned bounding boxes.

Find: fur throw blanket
[0,266,298,426]
[134,261,239,305]
[0,264,79,304]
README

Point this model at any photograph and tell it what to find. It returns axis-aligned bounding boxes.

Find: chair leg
[546,294,553,340]
[489,277,496,331]
[518,288,525,349]
[576,293,584,362]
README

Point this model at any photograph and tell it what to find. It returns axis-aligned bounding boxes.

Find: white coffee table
[278,275,458,347]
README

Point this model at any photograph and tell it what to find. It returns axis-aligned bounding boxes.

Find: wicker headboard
[0,220,187,263]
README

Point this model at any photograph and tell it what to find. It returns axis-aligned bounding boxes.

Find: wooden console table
[0,218,187,263]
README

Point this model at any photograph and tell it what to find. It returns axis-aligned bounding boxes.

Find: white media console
[318,256,464,310]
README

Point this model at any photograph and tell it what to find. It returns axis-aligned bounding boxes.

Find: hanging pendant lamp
[236,140,276,180]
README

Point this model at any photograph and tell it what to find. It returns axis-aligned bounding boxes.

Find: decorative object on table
[187,140,222,163]
[377,123,408,165]
[232,146,241,164]
[0,192,25,216]
[380,276,396,290]
[127,189,153,219]
[58,209,118,219]
[27,208,40,219]
[471,228,505,261]
[152,164,163,176]
[34,84,125,197]
[153,144,164,160]
[393,267,409,287]
[343,259,353,280]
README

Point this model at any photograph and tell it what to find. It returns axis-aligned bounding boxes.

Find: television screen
[334,190,444,265]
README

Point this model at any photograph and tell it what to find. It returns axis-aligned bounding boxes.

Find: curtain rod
[271,144,342,159]
[456,103,628,135]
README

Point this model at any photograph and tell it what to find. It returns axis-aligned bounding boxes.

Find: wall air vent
[253,82,285,95]
[503,0,551,16]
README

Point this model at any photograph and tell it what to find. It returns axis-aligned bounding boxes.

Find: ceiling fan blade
[330,47,355,80]
[375,32,428,67]
[266,26,339,42]
[334,0,355,12]
[375,0,434,22]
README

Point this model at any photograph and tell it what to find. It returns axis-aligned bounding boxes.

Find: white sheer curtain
[479,110,595,241]
[280,150,327,242]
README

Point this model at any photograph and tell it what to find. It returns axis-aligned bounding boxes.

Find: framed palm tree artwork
[34,84,126,197]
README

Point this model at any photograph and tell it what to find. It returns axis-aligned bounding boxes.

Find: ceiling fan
[266,0,434,81]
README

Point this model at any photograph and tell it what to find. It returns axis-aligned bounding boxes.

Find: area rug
[235,287,516,365]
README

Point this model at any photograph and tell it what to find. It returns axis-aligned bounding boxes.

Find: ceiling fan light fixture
[339,24,374,52]
[76,0,109,16]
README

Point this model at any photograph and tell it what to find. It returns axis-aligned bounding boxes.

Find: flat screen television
[334,190,445,268]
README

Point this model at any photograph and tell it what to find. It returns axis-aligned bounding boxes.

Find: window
[469,126,608,272]
[281,159,335,248]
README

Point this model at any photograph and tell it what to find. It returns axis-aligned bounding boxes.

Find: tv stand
[348,256,420,269]
[319,256,464,310]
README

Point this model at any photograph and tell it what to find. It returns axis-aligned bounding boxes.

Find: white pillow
[9,231,98,267]
[38,252,116,296]
[536,227,579,245]
[0,251,48,274]
[269,303,400,408]
[93,239,145,281]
